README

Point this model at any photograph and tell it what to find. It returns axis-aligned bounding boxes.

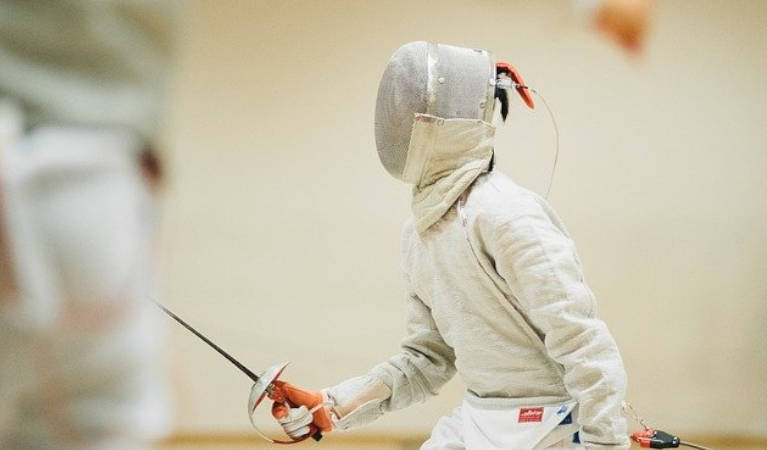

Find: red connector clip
[631,428,681,448]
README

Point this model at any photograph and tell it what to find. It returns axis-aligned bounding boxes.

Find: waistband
[464,390,573,410]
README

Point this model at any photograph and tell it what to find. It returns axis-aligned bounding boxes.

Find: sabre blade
[155,302,261,383]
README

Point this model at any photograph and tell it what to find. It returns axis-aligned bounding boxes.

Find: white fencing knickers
[421,393,580,450]
[0,100,168,450]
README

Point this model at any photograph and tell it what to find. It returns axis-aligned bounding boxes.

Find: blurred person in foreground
[264,1,653,450]
[0,1,178,449]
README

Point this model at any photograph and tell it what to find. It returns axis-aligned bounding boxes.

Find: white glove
[275,404,314,440]
[271,377,391,438]
[325,376,391,430]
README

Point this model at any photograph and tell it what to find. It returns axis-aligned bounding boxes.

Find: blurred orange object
[594,0,654,54]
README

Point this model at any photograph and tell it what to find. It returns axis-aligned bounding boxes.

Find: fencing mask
[374,41,536,183]
[374,42,496,181]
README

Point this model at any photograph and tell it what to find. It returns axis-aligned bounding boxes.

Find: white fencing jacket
[328,117,629,448]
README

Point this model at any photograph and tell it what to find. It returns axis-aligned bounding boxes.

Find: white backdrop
[161,0,767,439]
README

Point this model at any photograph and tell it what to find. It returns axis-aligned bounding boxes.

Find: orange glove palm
[270,381,334,437]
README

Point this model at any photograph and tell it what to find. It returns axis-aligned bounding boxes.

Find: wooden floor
[159,443,764,450]
[157,434,765,450]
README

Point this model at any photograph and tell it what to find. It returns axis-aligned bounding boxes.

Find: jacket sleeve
[325,292,456,430]
[485,208,630,448]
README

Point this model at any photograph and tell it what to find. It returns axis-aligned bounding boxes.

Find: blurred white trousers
[421,396,580,450]
[0,101,168,450]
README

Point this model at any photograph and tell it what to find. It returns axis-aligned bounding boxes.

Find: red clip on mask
[496,61,535,110]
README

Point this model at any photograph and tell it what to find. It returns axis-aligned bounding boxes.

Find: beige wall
[161,0,767,439]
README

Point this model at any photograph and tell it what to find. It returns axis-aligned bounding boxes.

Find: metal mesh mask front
[374,41,495,181]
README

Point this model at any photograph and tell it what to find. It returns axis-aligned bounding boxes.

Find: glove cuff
[324,376,391,431]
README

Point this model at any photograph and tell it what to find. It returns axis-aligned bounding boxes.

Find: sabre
[154,301,323,444]
[155,302,261,383]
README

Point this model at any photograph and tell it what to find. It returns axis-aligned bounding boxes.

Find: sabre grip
[269,381,333,442]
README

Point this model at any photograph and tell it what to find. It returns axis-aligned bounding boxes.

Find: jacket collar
[404,114,495,233]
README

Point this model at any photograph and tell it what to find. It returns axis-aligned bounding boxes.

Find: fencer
[269,41,630,449]
[0,1,177,449]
